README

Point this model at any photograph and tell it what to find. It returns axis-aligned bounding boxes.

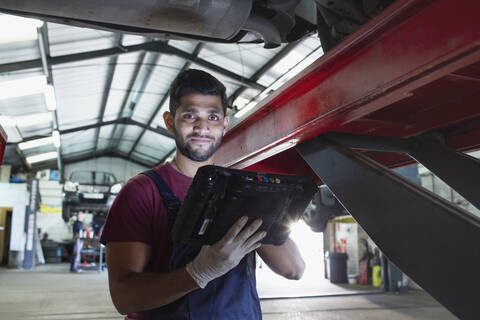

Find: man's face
[164,93,229,162]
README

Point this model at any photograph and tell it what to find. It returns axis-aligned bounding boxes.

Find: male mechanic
[100,69,305,319]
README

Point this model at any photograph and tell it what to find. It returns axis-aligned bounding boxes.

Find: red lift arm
[216,0,480,173]
[0,125,6,165]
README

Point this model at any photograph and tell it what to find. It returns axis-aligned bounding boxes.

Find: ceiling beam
[128,149,161,163]
[93,34,123,151]
[62,149,111,165]
[60,148,153,168]
[0,40,158,73]
[114,150,155,168]
[15,145,31,171]
[0,40,265,91]
[149,42,266,91]
[37,24,64,177]
[59,117,173,138]
[127,42,204,159]
[11,117,173,146]
[108,49,161,151]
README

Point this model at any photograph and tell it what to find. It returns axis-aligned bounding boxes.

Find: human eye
[182,113,195,120]
[208,114,220,121]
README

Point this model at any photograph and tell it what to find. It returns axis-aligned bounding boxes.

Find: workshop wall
[37,212,71,242]
[64,157,149,183]
[33,175,69,242]
[0,183,28,251]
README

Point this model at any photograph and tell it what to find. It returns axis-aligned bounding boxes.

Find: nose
[193,117,209,134]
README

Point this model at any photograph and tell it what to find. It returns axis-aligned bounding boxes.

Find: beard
[173,127,223,162]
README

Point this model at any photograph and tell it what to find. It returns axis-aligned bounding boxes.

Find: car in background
[62,170,123,221]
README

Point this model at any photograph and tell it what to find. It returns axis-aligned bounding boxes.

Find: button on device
[269,177,275,183]
[275,178,281,184]
[258,176,263,182]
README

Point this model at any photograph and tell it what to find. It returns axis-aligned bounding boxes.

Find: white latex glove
[186,216,266,288]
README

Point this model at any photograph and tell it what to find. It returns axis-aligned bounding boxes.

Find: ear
[163,111,175,134]
[222,115,230,135]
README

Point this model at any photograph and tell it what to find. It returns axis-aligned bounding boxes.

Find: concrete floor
[256,256,379,298]
[0,263,457,320]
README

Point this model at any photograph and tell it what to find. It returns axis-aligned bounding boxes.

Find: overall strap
[141,169,180,229]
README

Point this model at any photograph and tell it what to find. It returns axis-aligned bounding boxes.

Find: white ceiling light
[232,96,250,110]
[0,76,47,100]
[44,84,57,111]
[234,101,258,119]
[11,112,53,128]
[17,130,61,150]
[234,46,324,120]
[52,130,61,148]
[18,136,55,150]
[0,125,22,143]
[0,76,58,112]
[0,115,16,127]
[26,151,58,164]
[0,14,44,44]
[0,112,53,144]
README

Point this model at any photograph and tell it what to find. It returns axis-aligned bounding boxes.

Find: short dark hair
[169,69,228,115]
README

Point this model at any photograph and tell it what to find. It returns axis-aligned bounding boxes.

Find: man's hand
[106,217,265,313]
[186,216,266,288]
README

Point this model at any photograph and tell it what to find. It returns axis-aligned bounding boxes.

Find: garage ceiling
[0,13,323,173]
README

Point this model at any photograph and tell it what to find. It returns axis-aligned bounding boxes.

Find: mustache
[186,134,215,140]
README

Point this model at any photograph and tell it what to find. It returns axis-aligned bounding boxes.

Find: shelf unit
[76,237,105,272]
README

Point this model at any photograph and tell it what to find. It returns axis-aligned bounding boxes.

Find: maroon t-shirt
[100,163,192,319]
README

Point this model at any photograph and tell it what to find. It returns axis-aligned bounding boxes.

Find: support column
[297,136,480,320]
[325,132,480,211]
[22,179,40,270]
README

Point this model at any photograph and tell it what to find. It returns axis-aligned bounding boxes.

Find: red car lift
[0,124,7,165]
[217,0,480,319]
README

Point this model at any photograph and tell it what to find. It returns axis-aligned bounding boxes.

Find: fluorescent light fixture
[232,96,250,110]
[14,112,53,127]
[0,115,16,127]
[0,76,58,111]
[0,76,47,100]
[272,50,305,74]
[52,130,61,148]
[0,125,22,143]
[0,14,44,44]
[44,85,57,111]
[18,130,61,150]
[268,47,324,92]
[234,101,258,119]
[26,151,58,164]
[234,46,324,119]
[0,112,52,129]
[18,136,55,150]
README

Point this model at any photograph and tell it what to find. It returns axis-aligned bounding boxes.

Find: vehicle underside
[0,0,394,50]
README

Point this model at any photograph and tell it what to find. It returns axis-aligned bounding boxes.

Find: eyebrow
[182,108,222,114]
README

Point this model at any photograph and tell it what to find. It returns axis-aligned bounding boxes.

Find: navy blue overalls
[142,169,262,320]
